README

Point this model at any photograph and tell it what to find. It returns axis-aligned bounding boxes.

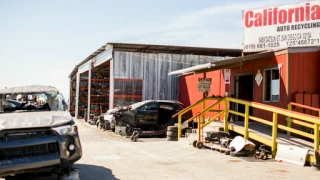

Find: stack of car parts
[88,116,98,125]
[130,130,140,142]
[192,131,232,153]
[97,114,106,129]
[254,145,271,160]
[229,136,256,157]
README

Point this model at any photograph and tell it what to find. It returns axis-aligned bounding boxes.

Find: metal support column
[87,62,92,121]
[109,58,114,109]
[75,72,80,119]
[68,77,71,111]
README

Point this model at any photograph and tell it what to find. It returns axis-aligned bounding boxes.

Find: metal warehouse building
[69,43,242,120]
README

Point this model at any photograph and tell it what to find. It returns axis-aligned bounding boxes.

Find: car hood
[0,111,73,130]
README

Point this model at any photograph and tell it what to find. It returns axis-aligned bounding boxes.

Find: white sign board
[198,78,212,92]
[224,69,231,84]
[255,70,263,86]
[243,1,320,52]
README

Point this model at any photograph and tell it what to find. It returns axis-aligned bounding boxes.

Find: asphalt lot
[2,119,320,180]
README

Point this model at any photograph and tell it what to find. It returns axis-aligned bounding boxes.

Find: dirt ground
[2,119,320,180]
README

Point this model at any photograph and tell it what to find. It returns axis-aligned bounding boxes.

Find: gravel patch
[75,118,128,142]
[75,118,168,142]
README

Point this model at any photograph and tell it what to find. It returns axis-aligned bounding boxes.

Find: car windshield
[129,101,146,109]
[1,92,67,113]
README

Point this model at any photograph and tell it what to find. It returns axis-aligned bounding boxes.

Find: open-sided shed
[69,43,242,120]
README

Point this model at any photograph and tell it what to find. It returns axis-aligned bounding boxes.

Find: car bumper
[0,133,82,177]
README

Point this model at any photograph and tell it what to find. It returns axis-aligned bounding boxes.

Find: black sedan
[113,100,188,136]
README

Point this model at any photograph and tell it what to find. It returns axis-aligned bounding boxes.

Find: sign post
[224,69,231,84]
[198,78,212,93]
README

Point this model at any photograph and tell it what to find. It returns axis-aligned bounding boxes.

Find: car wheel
[196,141,204,149]
[193,140,198,147]
[96,121,99,127]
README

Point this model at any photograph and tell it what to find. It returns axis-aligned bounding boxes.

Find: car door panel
[136,102,158,126]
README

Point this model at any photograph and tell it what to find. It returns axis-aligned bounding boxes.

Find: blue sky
[0,0,300,99]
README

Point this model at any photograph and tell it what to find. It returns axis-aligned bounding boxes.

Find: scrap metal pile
[192,131,271,160]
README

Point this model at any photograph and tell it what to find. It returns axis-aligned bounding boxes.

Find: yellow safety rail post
[202,100,206,124]
[287,104,292,136]
[318,111,320,151]
[197,113,201,142]
[272,112,278,157]
[244,105,250,139]
[224,98,229,132]
[315,123,319,151]
[178,114,182,137]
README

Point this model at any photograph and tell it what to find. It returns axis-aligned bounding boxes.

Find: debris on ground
[255,145,271,160]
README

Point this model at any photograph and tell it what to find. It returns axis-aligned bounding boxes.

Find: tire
[166,131,178,137]
[167,136,178,141]
[167,126,178,132]
[193,140,198,147]
[196,141,204,149]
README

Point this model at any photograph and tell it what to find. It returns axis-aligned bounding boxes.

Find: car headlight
[52,125,78,135]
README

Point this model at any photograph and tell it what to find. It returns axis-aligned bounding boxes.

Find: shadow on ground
[237,156,277,162]
[74,164,119,180]
[2,164,119,180]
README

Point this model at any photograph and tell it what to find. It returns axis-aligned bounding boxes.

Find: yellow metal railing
[175,97,320,162]
[172,97,222,137]
[287,102,320,135]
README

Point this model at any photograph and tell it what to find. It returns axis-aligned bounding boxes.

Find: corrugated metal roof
[168,49,285,75]
[69,42,244,77]
[69,44,108,78]
[109,42,242,56]
[0,85,59,95]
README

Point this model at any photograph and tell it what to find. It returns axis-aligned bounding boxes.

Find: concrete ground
[2,119,320,180]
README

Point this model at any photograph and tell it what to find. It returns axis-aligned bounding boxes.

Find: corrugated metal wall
[114,51,229,101]
[289,52,320,98]
[289,52,320,118]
